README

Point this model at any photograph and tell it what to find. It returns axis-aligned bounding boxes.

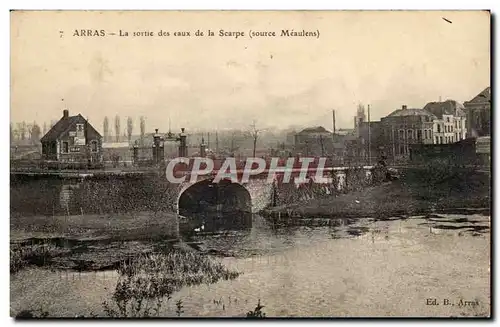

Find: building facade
[294,126,333,157]
[464,87,491,137]
[40,109,102,163]
[380,105,436,162]
[423,100,467,144]
[378,102,468,162]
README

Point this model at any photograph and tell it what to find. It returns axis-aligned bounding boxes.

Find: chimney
[402,105,407,110]
[63,109,69,119]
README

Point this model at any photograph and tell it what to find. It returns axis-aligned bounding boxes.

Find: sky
[10,10,490,134]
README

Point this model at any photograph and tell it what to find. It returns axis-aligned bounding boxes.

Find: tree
[17,122,26,141]
[10,123,13,141]
[249,120,263,158]
[127,117,133,143]
[140,116,146,141]
[26,123,33,141]
[31,121,41,144]
[115,115,120,142]
[103,116,109,143]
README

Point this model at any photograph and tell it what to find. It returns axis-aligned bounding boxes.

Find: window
[417,130,422,141]
[62,142,69,153]
[437,124,441,133]
[424,130,428,139]
[76,124,84,132]
[440,136,443,144]
[90,140,98,152]
[399,130,404,140]
[435,136,439,144]
[407,130,413,139]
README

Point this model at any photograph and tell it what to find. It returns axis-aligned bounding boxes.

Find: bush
[102,251,240,317]
[10,242,68,274]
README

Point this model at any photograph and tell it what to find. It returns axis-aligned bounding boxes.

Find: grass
[10,242,69,274]
[246,299,266,318]
[102,250,240,317]
[263,166,490,219]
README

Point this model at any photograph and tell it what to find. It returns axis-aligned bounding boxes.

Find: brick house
[40,109,102,164]
[464,87,491,137]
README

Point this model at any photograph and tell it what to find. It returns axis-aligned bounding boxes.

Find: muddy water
[10,214,490,318]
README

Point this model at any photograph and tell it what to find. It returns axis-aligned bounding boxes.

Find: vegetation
[246,299,266,318]
[15,308,50,319]
[264,165,490,219]
[101,251,240,317]
[10,242,69,274]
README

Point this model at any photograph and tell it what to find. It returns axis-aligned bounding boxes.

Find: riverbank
[10,211,178,241]
[10,211,180,273]
[261,168,490,219]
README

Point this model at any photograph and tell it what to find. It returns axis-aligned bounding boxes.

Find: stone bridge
[10,165,382,220]
[175,166,377,216]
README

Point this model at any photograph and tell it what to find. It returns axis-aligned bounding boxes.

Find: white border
[3,1,497,327]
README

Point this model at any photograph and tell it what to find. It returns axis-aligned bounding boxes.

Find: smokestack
[402,105,407,110]
[63,109,69,119]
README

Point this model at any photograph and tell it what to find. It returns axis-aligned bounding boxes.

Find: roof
[40,114,102,142]
[297,126,332,134]
[423,100,466,118]
[465,87,491,105]
[387,108,436,118]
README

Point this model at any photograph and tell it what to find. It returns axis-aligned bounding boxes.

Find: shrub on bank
[102,250,240,317]
[10,242,68,274]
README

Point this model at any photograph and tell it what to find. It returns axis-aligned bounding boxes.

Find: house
[379,105,436,161]
[40,109,102,164]
[294,126,333,157]
[423,100,467,144]
[464,87,491,137]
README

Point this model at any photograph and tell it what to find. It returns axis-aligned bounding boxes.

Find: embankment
[261,167,490,219]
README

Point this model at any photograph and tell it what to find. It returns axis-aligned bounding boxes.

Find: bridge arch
[177,178,252,216]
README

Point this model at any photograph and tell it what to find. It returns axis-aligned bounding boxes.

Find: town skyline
[11,11,490,131]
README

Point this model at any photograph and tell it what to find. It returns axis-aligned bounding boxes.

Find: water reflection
[10,213,491,318]
[180,211,253,236]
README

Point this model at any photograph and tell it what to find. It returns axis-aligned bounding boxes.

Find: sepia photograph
[9,10,491,318]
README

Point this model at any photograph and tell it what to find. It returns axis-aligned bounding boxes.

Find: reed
[102,250,240,317]
[10,242,68,274]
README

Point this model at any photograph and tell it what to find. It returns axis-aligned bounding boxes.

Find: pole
[392,124,396,164]
[332,109,336,136]
[215,130,219,157]
[332,109,336,162]
[367,104,371,166]
[207,132,210,150]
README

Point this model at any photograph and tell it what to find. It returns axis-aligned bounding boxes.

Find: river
[10,213,490,318]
